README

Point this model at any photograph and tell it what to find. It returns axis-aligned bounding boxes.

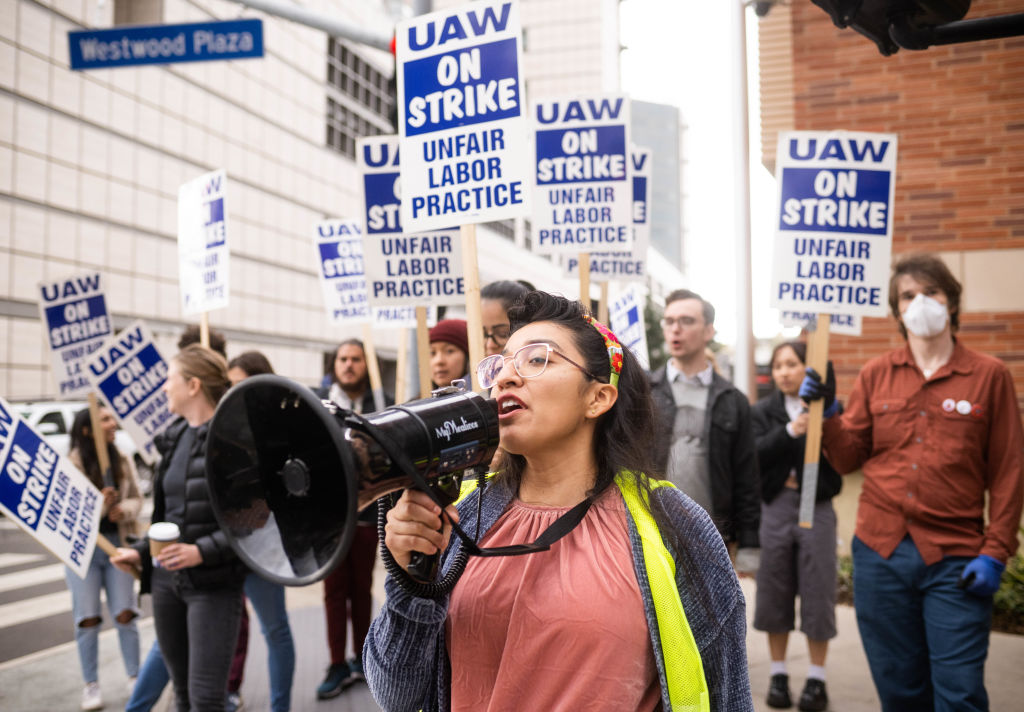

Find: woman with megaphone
[365,291,753,711]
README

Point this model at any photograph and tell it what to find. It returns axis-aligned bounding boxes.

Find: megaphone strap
[345,410,596,559]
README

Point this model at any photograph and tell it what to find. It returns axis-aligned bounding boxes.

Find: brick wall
[761,1,1024,411]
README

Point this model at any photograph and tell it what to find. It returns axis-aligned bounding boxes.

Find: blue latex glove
[798,364,839,418]
[959,555,1005,596]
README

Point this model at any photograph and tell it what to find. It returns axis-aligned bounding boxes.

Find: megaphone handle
[407,528,442,583]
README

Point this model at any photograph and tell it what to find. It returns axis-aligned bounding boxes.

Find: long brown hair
[69,406,123,491]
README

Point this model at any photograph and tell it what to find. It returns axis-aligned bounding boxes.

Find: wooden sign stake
[799,313,831,528]
[416,306,432,399]
[361,323,386,413]
[461,224,485,392]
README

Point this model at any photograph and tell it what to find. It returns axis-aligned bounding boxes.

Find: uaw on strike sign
[178,169,229,315]
[85,321,173,464]
[313,219,420,327]
[771,131,898,318]
[565,144,650,279]
[37,271,113,398]
[396,0,529,232]
[533,94,632,255]
[357,135,465,307]
[0,397,102,579]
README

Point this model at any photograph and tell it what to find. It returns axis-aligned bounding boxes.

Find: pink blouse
[446,486,661,711]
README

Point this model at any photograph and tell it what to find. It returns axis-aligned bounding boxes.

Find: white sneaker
[81,682,103,711]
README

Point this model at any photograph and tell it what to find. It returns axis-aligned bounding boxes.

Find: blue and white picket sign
[314,219,422,328]
[84,321,172,464]
[357,135,465,307]
[37,271,113,398]
[780,310,862,336]
[532,93,633,255]
[608,284,650,371]
[770,130,898,318]
[0,396,103,579]
[564,144,650,280]
[396,0,530,232]
[68,18,263,71]
[178,169,230,316]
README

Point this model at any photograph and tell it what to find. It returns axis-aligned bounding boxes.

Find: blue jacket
[364,480,753,711]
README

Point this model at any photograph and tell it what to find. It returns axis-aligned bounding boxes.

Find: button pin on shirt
[942,398,955,412]
[956,400,971,415]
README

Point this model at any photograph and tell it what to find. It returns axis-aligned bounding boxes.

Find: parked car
[13,400,158,495]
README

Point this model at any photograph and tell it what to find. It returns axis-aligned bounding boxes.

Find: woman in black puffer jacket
[113,345,245,711]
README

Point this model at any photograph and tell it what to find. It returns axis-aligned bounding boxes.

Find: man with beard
[314,340,394,698]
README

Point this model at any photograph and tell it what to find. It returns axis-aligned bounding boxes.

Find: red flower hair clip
[582,314,624,388]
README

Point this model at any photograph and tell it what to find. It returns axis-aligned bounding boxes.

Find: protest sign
[178,169,230,315]
[84,321,172,464]
[608,285,650,371]
[396,0,530,232]
[770,131,898,318]
[0,396,103,579]
[532,94,632,255]
[780,309,862,336]
[37,271,113,398]
[565,144,650,280]
[313,219,422,328]
[357,135,465,307]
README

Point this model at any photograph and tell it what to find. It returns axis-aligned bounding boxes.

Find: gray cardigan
[364,480,754,711]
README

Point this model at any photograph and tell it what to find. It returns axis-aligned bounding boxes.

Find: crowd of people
[57,257,1018,712]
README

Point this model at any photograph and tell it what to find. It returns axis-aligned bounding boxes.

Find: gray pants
[152,567,243,712]
[753,488,838,640]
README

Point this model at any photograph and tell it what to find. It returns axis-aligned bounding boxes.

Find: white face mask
[901,293,949,338]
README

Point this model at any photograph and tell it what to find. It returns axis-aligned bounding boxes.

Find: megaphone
[205,374,499,586]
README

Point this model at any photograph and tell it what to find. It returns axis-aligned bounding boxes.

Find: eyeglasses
[476,343,602,389]
[660,316,701,330]
[482,325,511,345]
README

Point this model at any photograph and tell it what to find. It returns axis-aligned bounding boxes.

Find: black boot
[767,673,793,708]
[798,678,829,712]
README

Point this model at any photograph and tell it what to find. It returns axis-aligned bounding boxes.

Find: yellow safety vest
[455,473,711,712]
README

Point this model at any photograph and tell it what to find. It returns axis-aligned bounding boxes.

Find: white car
[13,400,159,495]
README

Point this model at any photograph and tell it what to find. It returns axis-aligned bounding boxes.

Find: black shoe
[316,662,348,700]
[767,673,793,708]
[798,678,828,712]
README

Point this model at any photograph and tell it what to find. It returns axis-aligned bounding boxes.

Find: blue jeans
[64,533,140,684]
[244,572,295,712]
[125,639,169,712]
[853,536,992,712]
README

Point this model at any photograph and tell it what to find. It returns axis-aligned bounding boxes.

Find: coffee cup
[148,522,180,563]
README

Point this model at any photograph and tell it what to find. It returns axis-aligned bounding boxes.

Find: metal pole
[732,0,756,399]
[229,0,392,50]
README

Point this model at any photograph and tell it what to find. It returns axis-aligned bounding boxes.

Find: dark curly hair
[495,291,680,544]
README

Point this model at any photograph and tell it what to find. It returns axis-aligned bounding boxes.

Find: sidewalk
[3,571,1022,711]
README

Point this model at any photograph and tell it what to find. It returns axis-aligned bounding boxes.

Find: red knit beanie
[428,319,469,356]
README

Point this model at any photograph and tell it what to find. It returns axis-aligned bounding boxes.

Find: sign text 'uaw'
[84,321,172,464]
[770,130,898,318]
[314,219,422,328]
[69,18,263,71]
[357,136,465,307]
[533,94,633,255]
[37,271,113,398]
[178,169,229,316]
[565,144,650,280]
[608,284,650,371]
[397,0,530,232]
[0,396,103,580]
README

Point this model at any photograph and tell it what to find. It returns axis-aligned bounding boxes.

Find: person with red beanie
[428,319,470,389]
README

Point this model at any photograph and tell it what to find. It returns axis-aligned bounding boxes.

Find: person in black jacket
[113,345,246,712]
[649,289,761,574]
[751,341,841,712]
